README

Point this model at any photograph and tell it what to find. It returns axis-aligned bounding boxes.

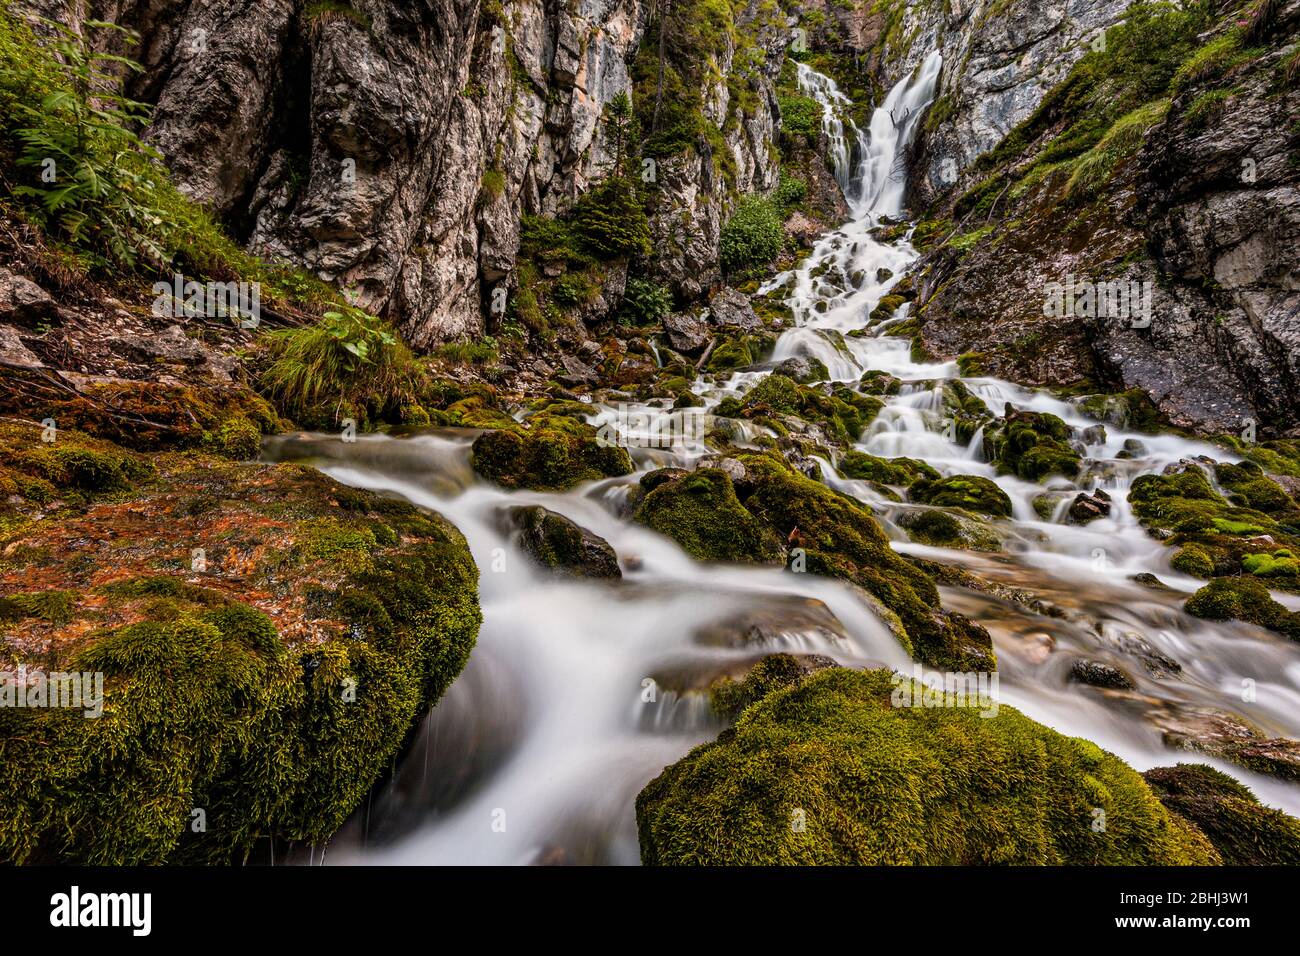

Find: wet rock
[1066,488,1112,525]
[497,504,621,580]
[1129,572,1173,591]
[692,596,847,649]
[1099,626,1182,678]
[1068,659,1135,690]
[1156,707,1300,782]
[555,354,600,389]
[706,287,763,332]
[696,455,749,487]
[1116,437,1149,460]
[661,311,711,354]
[896,508,1003,553]
[772,355,830,384]
[0,269,56,326]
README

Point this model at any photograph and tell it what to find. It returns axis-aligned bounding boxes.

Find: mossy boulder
[1143,764,1300,865]
[0,452,481,864]
[839,451,938,486]
[1184,577,1300,640]
[985,407,1081,482]
[498,504,620,579]
[470,413,633,491]
[896,508,1004,552]
[735,454,994,671]
[908,475,1013,518]
[637,668,1219,865]
[1077,388,1163,434]
[632,468,783,564]
[858,370,902,395]
[737,375,883,447]
[1130,465,1300,589]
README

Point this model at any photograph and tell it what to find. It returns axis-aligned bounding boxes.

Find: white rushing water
[266,53,1300,864]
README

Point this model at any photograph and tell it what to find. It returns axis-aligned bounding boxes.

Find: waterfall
[797,51,943,216]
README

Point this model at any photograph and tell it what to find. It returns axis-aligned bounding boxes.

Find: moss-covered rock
[985,407,1081,482]
[498,505,621,579]
[839,451,938,486]
[896,508,1004,552]
[0,451,481,864]
[1184,577,1300,640]
[1077,388,1163,434]
[908,475,1014,518]
[858,369,902,395]
[470,413,633,491]
[1143,764,1300,865]
[1130,465,1300,589]
[736,454,994,671]
[637,668,1219,865]
[736,375,883,448]
[633,468,783,564]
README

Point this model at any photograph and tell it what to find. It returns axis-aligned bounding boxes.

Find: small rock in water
[1129,572,1172,591]
[1069,659,1136,690]
[1066,489,1112,524]
[497,505,621,580]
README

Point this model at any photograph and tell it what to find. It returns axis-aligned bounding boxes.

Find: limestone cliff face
[24,0,783,347]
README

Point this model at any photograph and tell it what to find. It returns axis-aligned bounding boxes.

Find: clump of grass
[302,1,372,35]
[1172,29,1247,91]
[1063,99,1170,201]
[434,337,500,365]
[1184,88,1235,130]
[258,304,426,429]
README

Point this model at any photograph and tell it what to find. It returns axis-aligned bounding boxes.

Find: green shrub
[774,173,808,211]
[620,277,674,325]
[777,93,820,144]
[719,196,784,274]
[1,16,173,268]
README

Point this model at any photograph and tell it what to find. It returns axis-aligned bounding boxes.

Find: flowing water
[264,53,1300,864]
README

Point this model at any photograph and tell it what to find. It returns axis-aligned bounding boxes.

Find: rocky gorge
[0,0,1299,867]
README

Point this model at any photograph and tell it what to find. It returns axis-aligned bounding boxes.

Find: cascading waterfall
[266,52,1300,864]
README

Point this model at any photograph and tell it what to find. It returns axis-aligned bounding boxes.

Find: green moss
[839,452,938,486]
[1171,543,1215,578]
[1184,577,1300,640]
[985,408,1081,482]
[0,589,76,626]
[633,468,783,564]
[1144,764,1300,865]
[741,373,801,414]
[470,413,634,492]
[897,508,1003,552]
[736,455,993,670]
[637,668,1219,864]
[908,475,1013,518]
[0,465,481,865]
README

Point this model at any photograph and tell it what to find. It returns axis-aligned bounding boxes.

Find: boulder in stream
[498,505,621,580]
